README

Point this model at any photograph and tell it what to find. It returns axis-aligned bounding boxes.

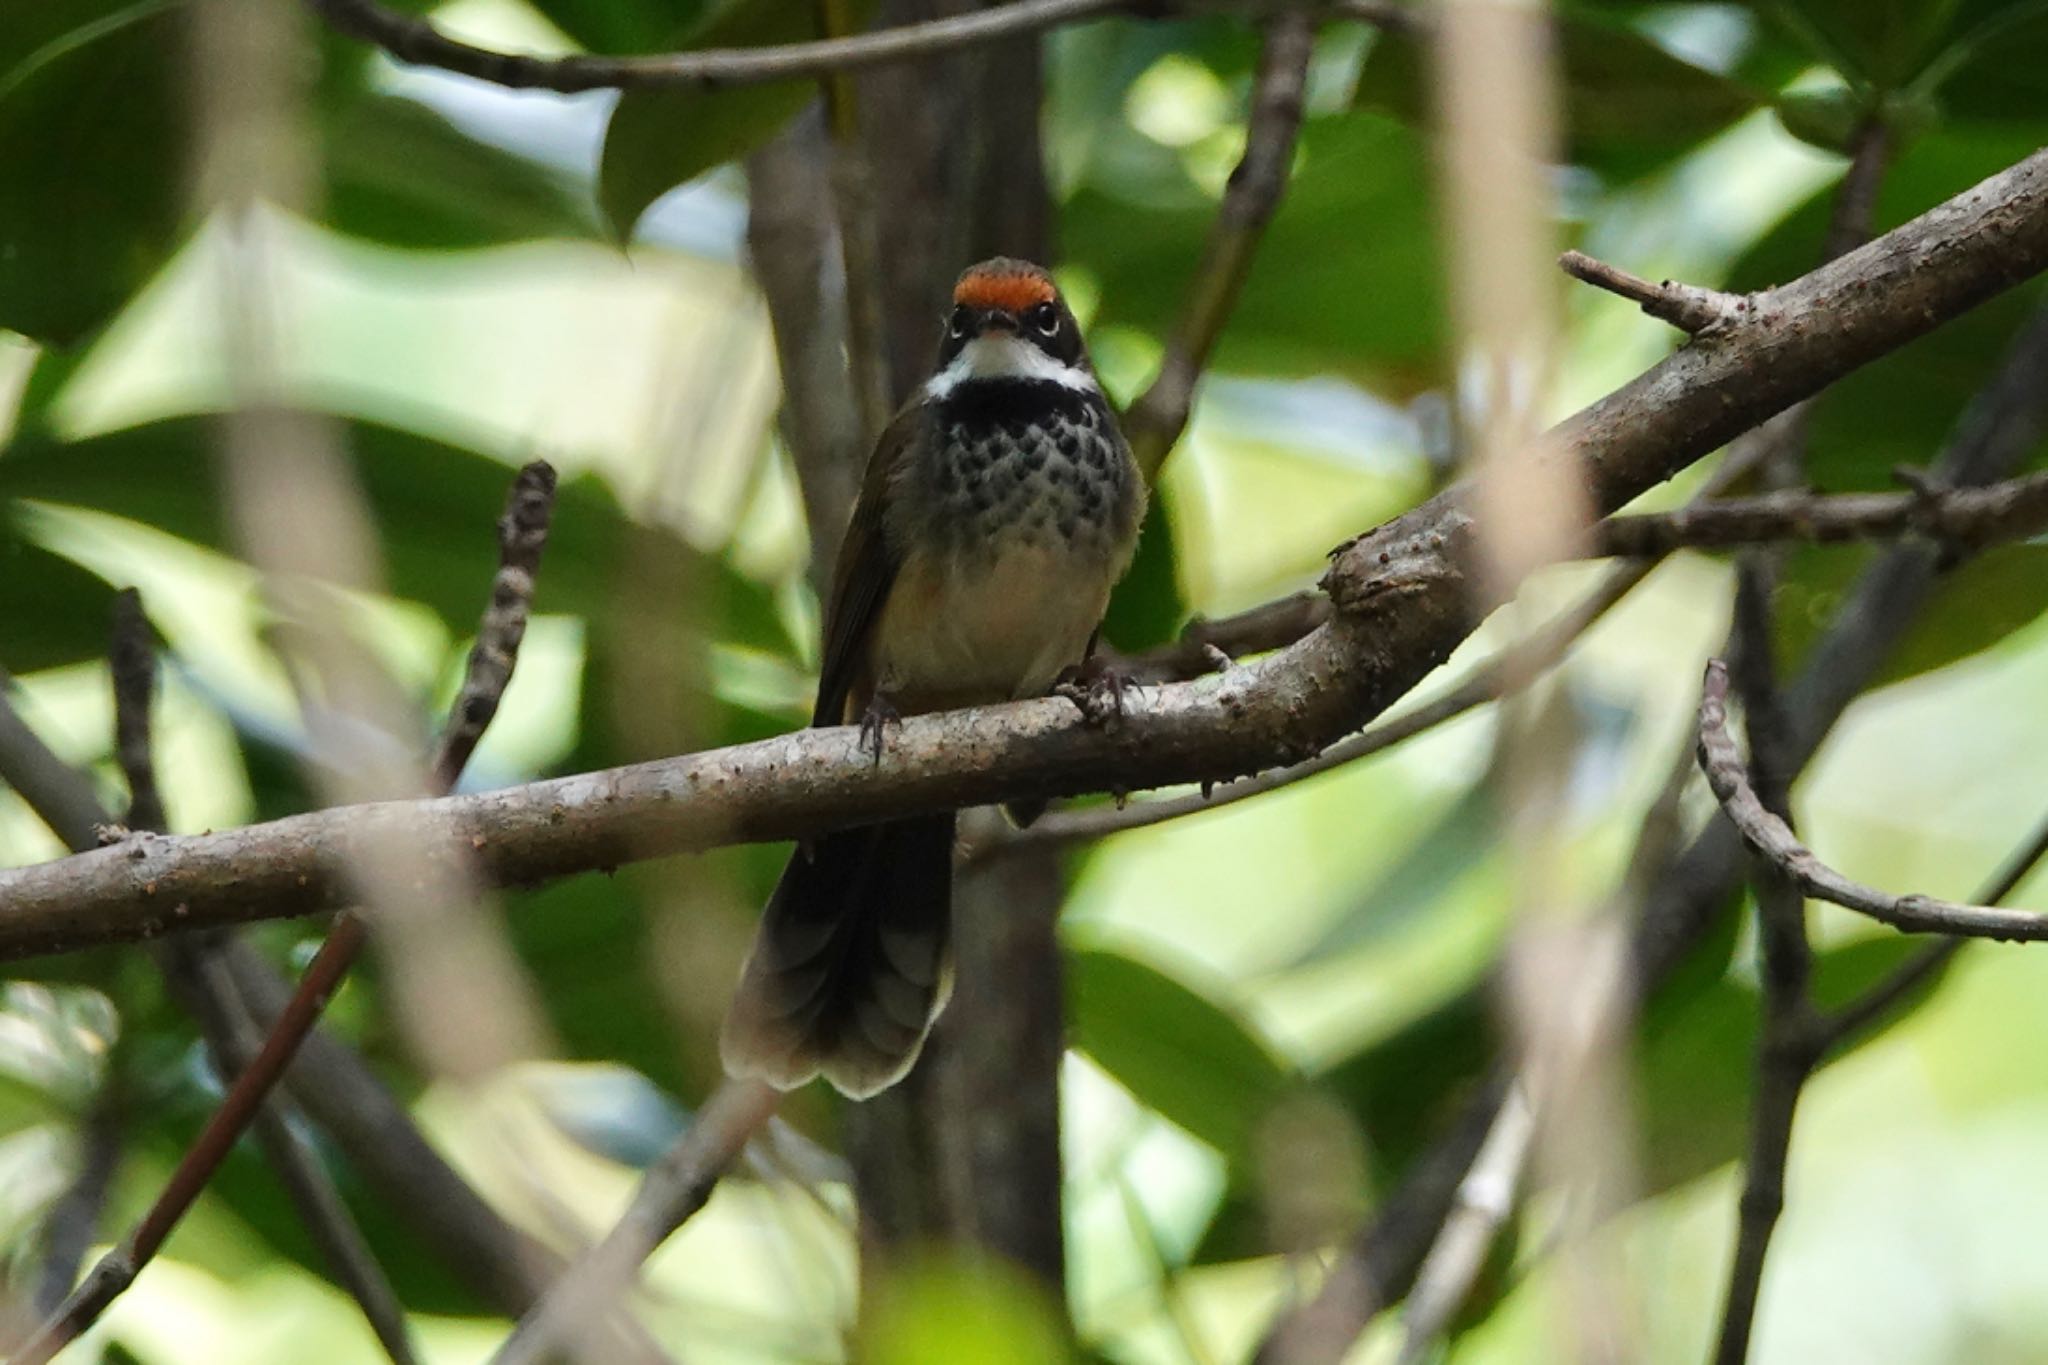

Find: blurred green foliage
[4,1,2048,1362]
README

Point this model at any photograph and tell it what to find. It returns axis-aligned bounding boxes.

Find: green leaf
[323,93,599,249]
[1747,0,1964,90]
[1069,112,1448,391]
[863,1255,1070,1365]
[1287,785,1501,966]
[598,1,876,238]
[0,516,118,671]
[523,0,713,58]
[1777,542,2048,688]
[0,3,188,344]
[1067,946,1293,1162]
[1914,0,2048,123]
[1357,11,1760,182]
[1638,934,1937,1194]
[0,417,798,659]
[499,872,701,1095]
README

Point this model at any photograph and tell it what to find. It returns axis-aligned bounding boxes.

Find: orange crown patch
[953,264,1057,314]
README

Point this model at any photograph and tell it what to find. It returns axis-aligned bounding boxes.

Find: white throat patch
[923,335,1096,400]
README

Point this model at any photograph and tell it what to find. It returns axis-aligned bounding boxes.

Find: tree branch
[1591,470,2048,558]
[1389,1086,1535,1365]
[1817,806,2048,1053]
[1710,564,1817,1365]
[303,0,1137,94]
[1697,658,2048,942]
[29,1094,121,1319]
[1558,249,1748,334]
[1014,430,1775,849]
[5,149,2048,958]
[486,1080,782,1365]
[1003,558,1641,851]
[1124,5,1316,480]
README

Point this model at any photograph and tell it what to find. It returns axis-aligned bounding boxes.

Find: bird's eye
[947,306,973,340]
[1027,301,1060,336]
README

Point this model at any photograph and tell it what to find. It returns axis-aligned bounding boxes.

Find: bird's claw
[858,694,901,763]
[1055,657,1136,728]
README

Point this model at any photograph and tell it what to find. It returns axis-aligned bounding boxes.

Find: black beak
[977,309,1020,336]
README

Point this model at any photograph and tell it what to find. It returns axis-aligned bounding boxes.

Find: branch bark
[5,148,2048,958]
[303,0,1135,93]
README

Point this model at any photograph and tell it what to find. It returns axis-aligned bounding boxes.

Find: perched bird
[720,257,1146,1098]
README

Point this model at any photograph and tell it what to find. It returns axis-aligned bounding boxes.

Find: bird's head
[925,257,1094,398]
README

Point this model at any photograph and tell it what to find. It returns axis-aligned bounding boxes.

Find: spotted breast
[873,374,1143,713]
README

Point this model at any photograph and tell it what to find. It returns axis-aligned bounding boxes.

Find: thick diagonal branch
[5,148,2048,959]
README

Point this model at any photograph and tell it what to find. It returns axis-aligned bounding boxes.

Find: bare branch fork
[8,462,561,1364]
[5,148,2048,957]
[1696,658,2048,942]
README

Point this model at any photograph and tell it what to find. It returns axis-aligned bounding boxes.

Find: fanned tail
[719,815,954,1099]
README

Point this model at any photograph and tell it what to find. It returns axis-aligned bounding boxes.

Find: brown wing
[811,403,921,727]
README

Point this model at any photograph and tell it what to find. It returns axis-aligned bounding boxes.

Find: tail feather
[720,815,954,1098]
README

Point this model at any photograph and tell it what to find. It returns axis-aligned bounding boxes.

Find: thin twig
[1697,659,2048,941]
[9,464,559,1365]
[1818,807,2048,1052]
[1254,1072,1511,1364]
[1592,470,2048,558]
[1559,249,1749,335]
[1129,592,1332,683]
[1822,120,1892,263]
[30,1095,122,1318]
[1002,563,1640,852]
[1710,562,1819,1365]
[432,462,556,790]
[813,1,894,438]
[1391,1086,1535,1365]
[304,0,1137,94]
[487,1079,782,1365]
[161,947,423,1364]
[1125,6,1316,480]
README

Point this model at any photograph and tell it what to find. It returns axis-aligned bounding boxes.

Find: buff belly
[868,537,1114,714]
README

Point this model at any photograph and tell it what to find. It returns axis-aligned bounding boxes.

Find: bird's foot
[1055,655,1136,728]
[858,693,902,764]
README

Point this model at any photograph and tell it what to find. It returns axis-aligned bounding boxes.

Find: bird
[719,257,1146,1098]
